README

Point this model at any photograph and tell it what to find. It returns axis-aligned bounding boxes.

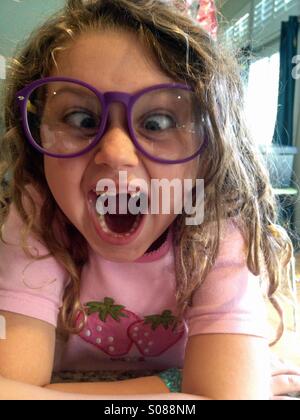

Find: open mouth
[88,190,149,240]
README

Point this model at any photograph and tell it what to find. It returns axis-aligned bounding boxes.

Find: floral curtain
[174,0,218,39]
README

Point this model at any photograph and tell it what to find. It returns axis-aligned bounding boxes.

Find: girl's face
[44,30,200,262]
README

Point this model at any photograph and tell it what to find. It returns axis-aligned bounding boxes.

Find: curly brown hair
[0,0,294,344]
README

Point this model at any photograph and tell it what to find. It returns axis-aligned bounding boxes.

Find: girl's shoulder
[0,186,69,328]
[217,217,247,263]
[185,218,268,339]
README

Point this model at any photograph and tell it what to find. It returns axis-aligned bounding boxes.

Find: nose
[93,103,139,169]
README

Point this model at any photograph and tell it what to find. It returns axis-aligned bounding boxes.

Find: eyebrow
[45,84,193,105]
[46,86,98,102]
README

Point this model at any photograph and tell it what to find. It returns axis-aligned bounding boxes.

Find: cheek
[146,160,199,212]
[162,160,199,184]
[44,158,84,216]
[183,158,201,190]
[189,157,201,181]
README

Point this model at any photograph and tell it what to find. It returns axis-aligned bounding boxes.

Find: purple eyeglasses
[16,77,207,164]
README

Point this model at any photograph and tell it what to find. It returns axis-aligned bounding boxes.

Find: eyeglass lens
[26,81,204,161]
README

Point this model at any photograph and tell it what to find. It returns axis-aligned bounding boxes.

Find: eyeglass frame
[16,76,208,164]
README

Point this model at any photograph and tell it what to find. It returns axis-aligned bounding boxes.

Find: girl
[0,0,294,400]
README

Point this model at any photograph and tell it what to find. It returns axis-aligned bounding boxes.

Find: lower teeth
[98,213,142,238]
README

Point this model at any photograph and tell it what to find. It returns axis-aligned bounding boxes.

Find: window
[254,0,274,29]
[222,0,299,145]
[223,0,299,46]
[274,0,295,14]
[254,0,296,29]
[245,52,280,145]
[225,13,250,47]
[253,0,299,45]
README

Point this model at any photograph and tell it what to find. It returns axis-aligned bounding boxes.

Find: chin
[89,241,146,262]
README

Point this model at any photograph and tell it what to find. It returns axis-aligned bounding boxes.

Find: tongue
[105,213,138,234]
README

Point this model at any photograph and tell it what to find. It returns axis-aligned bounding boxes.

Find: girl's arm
[0,311,270,400]
[182,334,271,400]
[0,311,203,400]
[47,335,271,400]
[0,310,177,397]
[45,375,171,395]
[0,375,204,400]
[0,311,55,387]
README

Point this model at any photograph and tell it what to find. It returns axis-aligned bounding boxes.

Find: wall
[0,0,64,132]
[219,0,250,21]
[0,0,64,59]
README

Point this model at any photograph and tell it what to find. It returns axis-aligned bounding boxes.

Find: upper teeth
[94,190,142,199]
[130,192,141,199]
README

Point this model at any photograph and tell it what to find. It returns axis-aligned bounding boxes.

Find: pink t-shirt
[0,203,268,372]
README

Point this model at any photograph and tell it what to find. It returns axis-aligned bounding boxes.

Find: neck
[145,228,169,254]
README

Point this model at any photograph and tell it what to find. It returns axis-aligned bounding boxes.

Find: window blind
[223,3,252,47]
[225,12,251,47]
[223,0,300,49]
[253,0,299,46]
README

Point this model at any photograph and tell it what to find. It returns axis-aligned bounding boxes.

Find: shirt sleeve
[0,202,69,327]
[185,219,268,339]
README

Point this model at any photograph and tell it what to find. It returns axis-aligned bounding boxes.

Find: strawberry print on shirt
[77,297,141,357]
[77,297,184,358]
[128,310,185,357]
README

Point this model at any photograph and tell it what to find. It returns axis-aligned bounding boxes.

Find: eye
[64,110,99,130]
[143,113,176,132]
